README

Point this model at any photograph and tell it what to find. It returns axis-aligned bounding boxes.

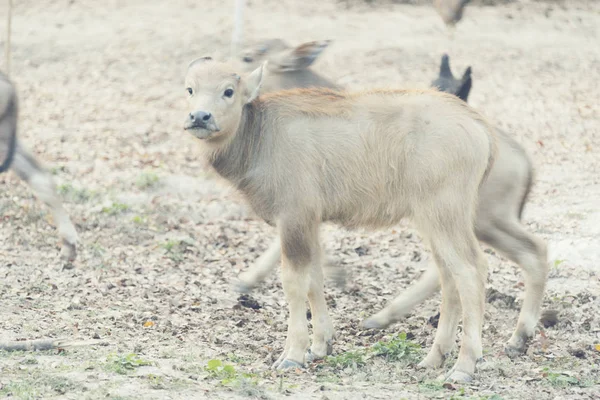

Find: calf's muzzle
[184,110,220,136]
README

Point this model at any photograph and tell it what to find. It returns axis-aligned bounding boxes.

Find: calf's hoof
[441,369,473,383]
[276,359,304,370]
[361,315,390,330]
[60,240,77,262]
[418,348,446,370]
[505,334,530,358]
[233,279,254,294]
[305,350,318,364]
[305,339,334,363]
[504,343,527,359]
[234,271,260,293]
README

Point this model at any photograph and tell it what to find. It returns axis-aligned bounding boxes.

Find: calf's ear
[245,61,267,103]
[272,40,331,72]
[439,53,453,78]
[456,66,472,102]
[187,56,213,70]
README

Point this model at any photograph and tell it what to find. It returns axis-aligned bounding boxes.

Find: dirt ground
[0,0,599,399]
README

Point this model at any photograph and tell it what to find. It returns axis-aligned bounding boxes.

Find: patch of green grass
[226,352,250,365]
[206,359,237,383]
[0,350,58,361]
[101,202,130,216]
[543,370,583,388]
[89,242,106,258]
[553,259,564,268]
[45,376,74,395]
[162,240,184,263]
[0,350,21,359]
[147,374,167,389]
[324,332,421,371]
[419,379,444,392]
[57,183,96,203]
[162,239,178,252]
[448,389,466,399]
[0,379,41,399]
[420,380,503,399]
[105,353,153,375]
[136,172,160,190]
[371,332,421,363]
[204,359,258,387]
[325,349,366,369]
[19,356,39,365]
[161,238,195,263]
[132,215,147,225]
[50,166,66,175]
[0,374,75,398]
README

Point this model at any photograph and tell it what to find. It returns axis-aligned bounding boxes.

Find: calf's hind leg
[236,238,281,293]
[363,265,441,329]
[306,243,335,362]
[11,143,78,260]
[477,219,548,355]
[417,206,488,382]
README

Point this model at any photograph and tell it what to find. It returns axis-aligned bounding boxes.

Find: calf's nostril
[202,113,212,122]
[189,113,195,121]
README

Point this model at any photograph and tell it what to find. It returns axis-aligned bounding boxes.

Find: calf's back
[214,88,495,230]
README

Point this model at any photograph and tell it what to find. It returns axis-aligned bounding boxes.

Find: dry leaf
[594,344,600,352]
[143,321,155,328]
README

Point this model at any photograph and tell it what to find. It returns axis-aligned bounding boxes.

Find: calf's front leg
[271,218,326,370]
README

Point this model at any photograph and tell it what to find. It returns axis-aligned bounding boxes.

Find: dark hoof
[277,359,304,370]
[443,370,473,383]
[504,344,527,359]
[361,316,389,330]
[306,339,334,363]
[326,339,334,355]
[418,350,447,370]
[61,240,77,262]
[233,280,253,294]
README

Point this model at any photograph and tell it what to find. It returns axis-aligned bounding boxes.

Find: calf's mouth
[183,118,220,140]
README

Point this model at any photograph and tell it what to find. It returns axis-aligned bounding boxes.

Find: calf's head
[184,57,266,142]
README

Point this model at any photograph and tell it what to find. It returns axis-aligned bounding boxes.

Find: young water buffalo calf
[0,71,78,260]
[236,48,548,358]
[184,58,496,381]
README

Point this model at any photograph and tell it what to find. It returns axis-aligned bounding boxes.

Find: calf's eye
[224,89,234,98]
[186,87,193,95]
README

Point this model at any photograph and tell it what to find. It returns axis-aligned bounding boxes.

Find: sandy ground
[0,0,599,399]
